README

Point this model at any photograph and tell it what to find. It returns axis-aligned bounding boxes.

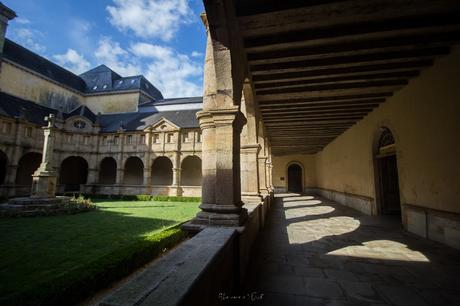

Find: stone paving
[242,194,460,306]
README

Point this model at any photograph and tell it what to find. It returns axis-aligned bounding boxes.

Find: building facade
[0,14,203,198]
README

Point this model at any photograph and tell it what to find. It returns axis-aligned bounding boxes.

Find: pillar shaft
[241,144,261,199]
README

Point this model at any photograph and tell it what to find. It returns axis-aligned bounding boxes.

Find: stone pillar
[172,167,182,196]
[258,156,269,196]
[143,129,153,193]
[5,120,23,185]
[31,114,57,198]
[241,144,262,203]
[184,13,247,231]
[185,108,247,230]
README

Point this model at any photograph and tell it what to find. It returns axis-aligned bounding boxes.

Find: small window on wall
[25,126,33,137]
[83,136,90,145]
[66,134,73,143]
[196,132,201,143]
[2,122,12,134]
[103,136,108,145]
[139,134,145,144]
[182,132,190,143]
[167,133,174,143]
[126,135,133,145]
[153,134,160,144]
[114,136,119,145]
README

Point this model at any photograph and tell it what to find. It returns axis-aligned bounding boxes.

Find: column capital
[241,143,261,154]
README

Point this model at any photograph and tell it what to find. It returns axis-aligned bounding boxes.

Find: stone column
[184,13,247,231]
[5,119,22,185]
[258,155,269,196]
[241,144,262,204]
[143,129,152,193]
[184,108,247,230]
[31,114,57,198]
[172,167,182,196]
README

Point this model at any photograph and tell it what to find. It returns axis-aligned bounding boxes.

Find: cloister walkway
[243,194,460,306]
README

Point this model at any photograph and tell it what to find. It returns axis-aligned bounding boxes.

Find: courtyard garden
[0,197,200,306]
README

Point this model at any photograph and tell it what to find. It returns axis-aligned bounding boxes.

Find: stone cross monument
[31,114,57,198]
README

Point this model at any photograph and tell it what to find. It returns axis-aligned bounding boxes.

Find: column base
[170,186,183,197]
[182,208,248,234]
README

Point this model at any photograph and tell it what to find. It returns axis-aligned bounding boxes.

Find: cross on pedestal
[45,113,56,128]
[30,113,57,198]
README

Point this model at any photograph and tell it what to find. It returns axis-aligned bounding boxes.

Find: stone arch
[286,161,304,193]
[151,156,173,185]
[123,156,144,185]
[59,156,88,191]
[99,157,117,184]
[181,156,202,186]
[373,126,401,217]
[15,152,42,186]
[0,150,7,185]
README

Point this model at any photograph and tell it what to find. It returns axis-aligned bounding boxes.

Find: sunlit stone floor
[242,194,460,306]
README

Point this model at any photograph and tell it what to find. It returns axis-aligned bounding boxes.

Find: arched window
[378,127,396,154]
[16,152,42,185]
[151,157,173,185]
[99,157,117,184]
[181,156,202,186]
[123,157,144,185]
[60,156,88,191]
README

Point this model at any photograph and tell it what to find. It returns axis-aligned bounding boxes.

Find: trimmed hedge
[83,194,201,202]
[1,225,189,306]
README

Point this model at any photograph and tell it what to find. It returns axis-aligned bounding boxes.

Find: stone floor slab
[243,194,460,306]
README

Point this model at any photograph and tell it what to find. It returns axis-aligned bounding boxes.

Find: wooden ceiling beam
[254,71,419,90]
[238,0,460,37]
[250,47,448,74]
[247,30,460,62]
[252,59,432,81]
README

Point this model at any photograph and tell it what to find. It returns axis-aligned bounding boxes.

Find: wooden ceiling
[233,0,460,155]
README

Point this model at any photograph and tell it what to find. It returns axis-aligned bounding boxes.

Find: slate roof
[98,109,199,132]
[64,105,97,123]
[0,92,199,131]
[140,96,203,107]
[79,65,163,100]
[3,40,164,100]
[3,39,86,92]
[0,92,58,125]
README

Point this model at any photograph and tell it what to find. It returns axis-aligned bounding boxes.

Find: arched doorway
[375,127,401,216]
[287,163,302,193]
[99,157,117,184]
[60,156,88,191]
[16,152,42,186]
[181,156,202,186]
[0,150,7,185]
[123,157,144,185]
[151,157,173,185]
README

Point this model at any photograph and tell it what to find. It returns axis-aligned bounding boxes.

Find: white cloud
[191,51,203,58]
[106,0,194,41]
[9,28,46,53]
[14,17,31,24]
[53,49,91,74]
[94,37,141,76]
[130,42,202,97]
[68,19,93,54]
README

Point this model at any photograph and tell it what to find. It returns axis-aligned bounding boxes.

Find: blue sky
[4,0,206,98]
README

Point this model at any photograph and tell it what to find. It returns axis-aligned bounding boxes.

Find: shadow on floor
[237,194,460,306]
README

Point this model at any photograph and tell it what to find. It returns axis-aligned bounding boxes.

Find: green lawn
[0,200,200,305]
